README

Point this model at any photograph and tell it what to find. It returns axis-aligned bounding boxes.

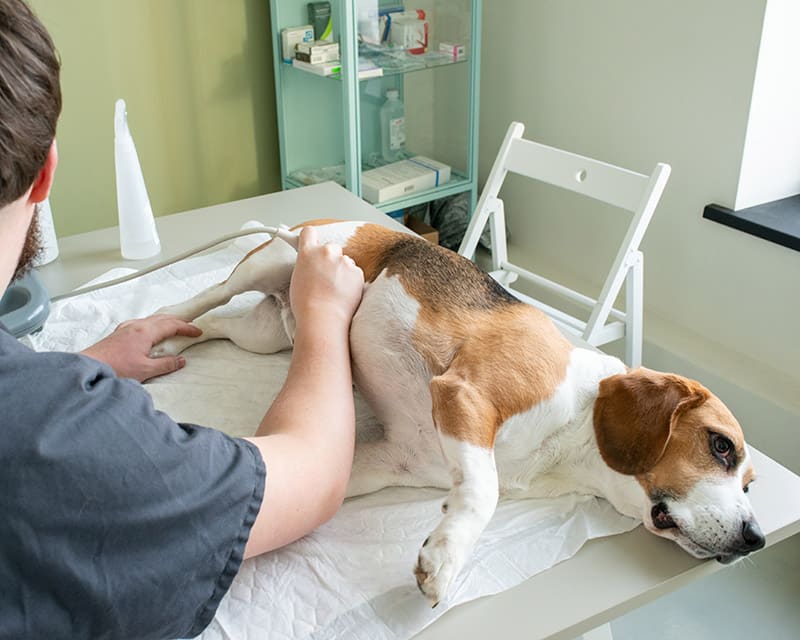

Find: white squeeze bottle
[33,197,59,266]
[380,89,406,162]
[114,98,161,260]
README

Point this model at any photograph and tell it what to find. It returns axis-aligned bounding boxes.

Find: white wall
[479,0,800,470]
[735,0,800,209]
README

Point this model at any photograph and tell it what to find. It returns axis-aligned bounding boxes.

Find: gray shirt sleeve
[0,328,266,639]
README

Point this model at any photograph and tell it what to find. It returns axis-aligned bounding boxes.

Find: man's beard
[13,206,43,282]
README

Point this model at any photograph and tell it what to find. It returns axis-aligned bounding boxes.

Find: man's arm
[243,226,364,557]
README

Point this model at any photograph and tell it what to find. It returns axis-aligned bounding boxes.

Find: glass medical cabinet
[270,0,481,214]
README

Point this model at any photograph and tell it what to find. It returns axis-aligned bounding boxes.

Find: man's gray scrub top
[0,325,266,639]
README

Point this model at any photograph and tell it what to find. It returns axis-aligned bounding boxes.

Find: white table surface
[37,182,800,640]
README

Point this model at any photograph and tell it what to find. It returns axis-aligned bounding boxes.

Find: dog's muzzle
[717,519,766,564]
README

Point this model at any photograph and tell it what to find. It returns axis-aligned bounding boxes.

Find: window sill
[703,194,800,252]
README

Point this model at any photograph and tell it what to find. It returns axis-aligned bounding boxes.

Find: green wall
[29,0,281,237]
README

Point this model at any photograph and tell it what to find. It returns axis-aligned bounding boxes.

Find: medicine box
[361,156,451,204]
[439,42,466,61]
[308,1,333,42]
[291,58,342,76]
[295,40,340,64]
[281,25,314,63]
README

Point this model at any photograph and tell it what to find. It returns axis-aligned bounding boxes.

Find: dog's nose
[740,519,766,552]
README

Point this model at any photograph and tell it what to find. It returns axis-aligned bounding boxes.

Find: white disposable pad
[28,226,637,640]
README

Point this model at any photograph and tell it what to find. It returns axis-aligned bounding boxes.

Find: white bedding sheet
[27,228,637,640]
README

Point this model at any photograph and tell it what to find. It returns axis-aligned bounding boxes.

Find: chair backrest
[458,122,671,365]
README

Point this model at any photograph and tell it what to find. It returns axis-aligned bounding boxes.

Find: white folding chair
[458,122,671,367]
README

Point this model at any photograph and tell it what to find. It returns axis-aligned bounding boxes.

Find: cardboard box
[308,1,333,42]
[291,58,342,76]
[295,40,340,64]
[439,41,466,61]
[361,156,451,204]
[404,214,439,244]
[281,25,314,63]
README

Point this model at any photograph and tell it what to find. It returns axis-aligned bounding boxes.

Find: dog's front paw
[413,533,465,608]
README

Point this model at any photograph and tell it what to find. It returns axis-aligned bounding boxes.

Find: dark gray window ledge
[704,194,800,252]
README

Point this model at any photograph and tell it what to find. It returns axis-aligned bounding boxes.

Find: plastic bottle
[114,98,161,260]
[33,197,59,266]
[380,89,406,162]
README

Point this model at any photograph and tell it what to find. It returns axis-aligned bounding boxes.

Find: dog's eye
[743,483,751,493]
[713,436,731,455]
[709,432,736,468]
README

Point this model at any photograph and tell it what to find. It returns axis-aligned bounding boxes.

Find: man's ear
[28,140,58,204]
[593,368,710,475]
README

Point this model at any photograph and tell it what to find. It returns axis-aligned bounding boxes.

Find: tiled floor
[610,534,800,639]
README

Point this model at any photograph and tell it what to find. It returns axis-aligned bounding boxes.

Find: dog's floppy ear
[593,368,710,475]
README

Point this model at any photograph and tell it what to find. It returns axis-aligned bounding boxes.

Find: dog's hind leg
[153,238,297,354]
[157,237,297,322]
[414,374,500,607]
[152,294,292,356]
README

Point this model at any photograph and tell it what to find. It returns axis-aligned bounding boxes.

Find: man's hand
[81,314,202,382]
[289,226,365,331]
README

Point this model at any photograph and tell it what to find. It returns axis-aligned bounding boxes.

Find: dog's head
[593,368,764,563]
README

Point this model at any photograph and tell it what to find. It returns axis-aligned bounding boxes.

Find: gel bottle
[380,88,406,162]
[114,99,161,260]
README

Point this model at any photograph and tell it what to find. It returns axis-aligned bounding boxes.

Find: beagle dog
[153,220,765,606]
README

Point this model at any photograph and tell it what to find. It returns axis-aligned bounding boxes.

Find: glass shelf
[286,165,472,212]
[285,53,467,81]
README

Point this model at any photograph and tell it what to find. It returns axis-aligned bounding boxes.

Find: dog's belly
[350,273,439,449]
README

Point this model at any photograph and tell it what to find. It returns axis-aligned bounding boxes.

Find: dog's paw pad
[413,534,461,607]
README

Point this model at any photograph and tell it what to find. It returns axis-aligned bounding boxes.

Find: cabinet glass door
[357,0,476,211]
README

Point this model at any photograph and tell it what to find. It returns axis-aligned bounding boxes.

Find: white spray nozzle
[114,98,130,140]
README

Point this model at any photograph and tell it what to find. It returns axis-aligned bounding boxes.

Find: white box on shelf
[295,40,340,64]
[361,156,451,203]
[439,41,466,61]
[281,25,314,63]
[292,58,342,76]
[355,57,383,79]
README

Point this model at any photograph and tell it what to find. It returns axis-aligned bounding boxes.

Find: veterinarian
[0,1,365,637]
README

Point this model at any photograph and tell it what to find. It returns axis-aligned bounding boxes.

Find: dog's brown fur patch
[344,223,573,448]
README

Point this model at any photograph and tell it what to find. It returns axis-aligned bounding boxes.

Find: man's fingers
[297,226,318,252]
[323,242,343,258]
[143,355,186,382]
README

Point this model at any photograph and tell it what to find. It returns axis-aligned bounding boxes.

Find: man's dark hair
[0,0,61,208]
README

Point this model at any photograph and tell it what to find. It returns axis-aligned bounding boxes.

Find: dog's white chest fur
[494,350,620,488]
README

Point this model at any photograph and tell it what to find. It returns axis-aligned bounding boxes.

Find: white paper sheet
[27,227,638,640]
